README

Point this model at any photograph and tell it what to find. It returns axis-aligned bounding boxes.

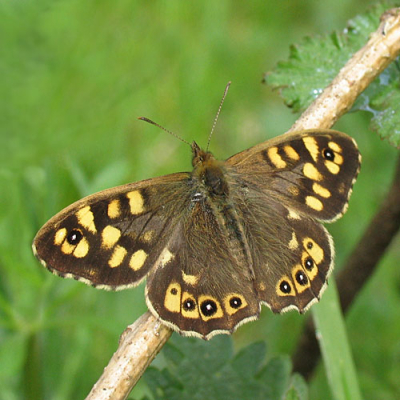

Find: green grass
[1,1,399,399]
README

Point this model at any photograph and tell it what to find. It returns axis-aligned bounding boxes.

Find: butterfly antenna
[206,81,231,151]
[138,117,191,146]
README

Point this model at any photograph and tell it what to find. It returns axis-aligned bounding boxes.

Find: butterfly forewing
[227,130,361,222]
[33,173,191,289]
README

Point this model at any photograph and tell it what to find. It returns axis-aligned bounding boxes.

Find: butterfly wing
[33,173,193,289]
[227,129,361,222]
[223,129,361,312]
[145,194,261,338]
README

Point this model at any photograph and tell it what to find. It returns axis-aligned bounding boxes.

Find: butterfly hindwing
[145,195,261,338]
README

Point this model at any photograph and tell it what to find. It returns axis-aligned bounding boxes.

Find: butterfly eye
[183,298,196,311]
[229,297,242,309]
[295,271,308,286]
[279,280,292,294]
[304,257,314,271]
[200,299,218,316]
[67,229,83,245]
[322,148,335,161]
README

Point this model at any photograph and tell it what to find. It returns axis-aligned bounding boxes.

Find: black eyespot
[305,257,314,271]
[279,280,292,294]
[170,288,178,295]
[183,298,196,311]
[229,296,242,309]
[307,241,313,249]
[296,271,308,286]
[323,148,335,161]
[67,229,83,245]
[200,299,218,316]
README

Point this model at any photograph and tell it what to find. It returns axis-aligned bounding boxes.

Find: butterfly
[32,84,361,339]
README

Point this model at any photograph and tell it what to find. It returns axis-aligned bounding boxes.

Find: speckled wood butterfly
[32,85,361,339]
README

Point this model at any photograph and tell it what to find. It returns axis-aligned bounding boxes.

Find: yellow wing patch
[129,249,148,271]
[303,163,323,181]
[302,137,319,162]
[267,147,287,169]
[164,282,181,313]
[108,245,127,268]
[107,199,121,219]
[76,206,97,233]
[126,190,144,215]
[101,226,121,249]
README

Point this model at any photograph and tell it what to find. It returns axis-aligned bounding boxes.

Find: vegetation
[1,1,399,399]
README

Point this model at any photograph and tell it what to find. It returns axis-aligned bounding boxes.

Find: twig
[289,7,400,131]
[86,8,400,399]
[86,312,172,400]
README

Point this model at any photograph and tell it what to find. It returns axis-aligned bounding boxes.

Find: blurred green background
[1,0,399,399]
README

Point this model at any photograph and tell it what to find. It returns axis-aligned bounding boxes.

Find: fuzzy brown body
[33,129,361,339]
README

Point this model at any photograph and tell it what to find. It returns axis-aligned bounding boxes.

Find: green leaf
[266,0,400,147]
[312,281,362,400]
[259,355,292,400]
[143,335,298,400]
[285,374,308,400]
[369,78,400,148]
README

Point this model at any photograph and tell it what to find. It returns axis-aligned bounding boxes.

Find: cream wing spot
[159,248,174,267]
[303,137,319,162]
[267,147,287,169]
[325,160,340,174]
[303,163,323,181]
[288,232,299,250]
[284,145,300,160]
[287,208,301,220]
[182,272,199,286]
[142,230,155,243]
[54,228,67,245]
[333,153,344,165]
[288,185,300,196]
[126,190,144,215]
[107,199,121,219]
[312,183,331,198]
[303,238,324,264]
[108,245,127,268]
[305,196,323,211]
[328,141,342,153]
[129,249,148,271]
[164,282,181,313]
[76,206,97,233]
[101,225,121,249]
[73,237,89,258]
[61,240,75,255]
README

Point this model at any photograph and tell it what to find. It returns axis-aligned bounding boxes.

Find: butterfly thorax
[189,141,255,280]
[191,141,229,197]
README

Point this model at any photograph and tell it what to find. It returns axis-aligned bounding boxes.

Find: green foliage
[143,335,307,400]
[312,282,362,400]
[266,0,400,147]
[1,1,400,399]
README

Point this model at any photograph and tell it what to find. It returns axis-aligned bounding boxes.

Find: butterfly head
[191,141,215,168]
